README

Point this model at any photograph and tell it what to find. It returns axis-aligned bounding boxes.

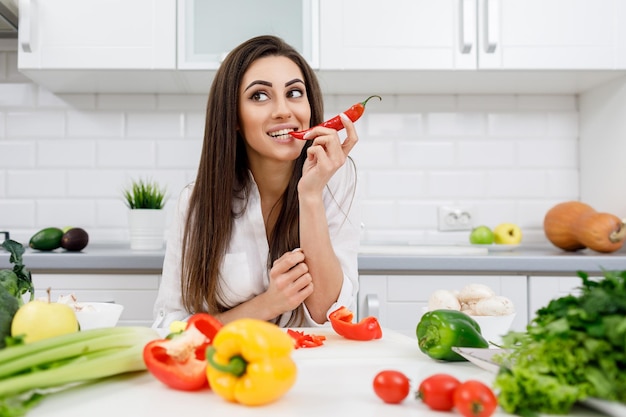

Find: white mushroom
[458,283,496,305]
[427,289,461,311]
[473,295,515,316]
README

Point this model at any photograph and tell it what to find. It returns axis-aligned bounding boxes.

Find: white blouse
[151,163,361,329]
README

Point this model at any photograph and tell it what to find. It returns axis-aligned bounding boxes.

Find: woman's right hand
[265,248,314,318]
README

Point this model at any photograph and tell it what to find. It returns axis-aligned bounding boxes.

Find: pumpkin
[572,212,626,253]
[543,201,595,251]
[544,201,626,253]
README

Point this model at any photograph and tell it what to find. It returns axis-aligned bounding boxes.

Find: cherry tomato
[417,373,461,411]
[453,380,498,417]
[372,370,410,404]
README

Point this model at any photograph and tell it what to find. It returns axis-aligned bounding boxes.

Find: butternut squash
[544,201,626,253]
[543,201,595,251]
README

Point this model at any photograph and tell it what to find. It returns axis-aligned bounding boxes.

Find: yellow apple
[493,223,522,245]
[11,291,79,343]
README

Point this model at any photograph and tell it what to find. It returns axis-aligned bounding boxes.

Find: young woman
[152,35,361,328]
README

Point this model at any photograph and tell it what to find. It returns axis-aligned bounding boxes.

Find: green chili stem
[205,346,247,377]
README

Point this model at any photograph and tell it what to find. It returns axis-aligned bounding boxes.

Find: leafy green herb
[494,270,626,415]
[0,240,35,349]
[123,178,167,209]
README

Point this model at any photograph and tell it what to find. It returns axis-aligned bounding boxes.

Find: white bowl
[74,302,124,330]
[469,313,516,346]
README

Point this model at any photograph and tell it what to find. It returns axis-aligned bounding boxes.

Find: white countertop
[26,327,609,417]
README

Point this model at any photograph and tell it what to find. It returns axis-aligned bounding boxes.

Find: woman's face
[238,55,311,165]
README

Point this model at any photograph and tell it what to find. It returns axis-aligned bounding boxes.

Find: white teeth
[268,129,293,138]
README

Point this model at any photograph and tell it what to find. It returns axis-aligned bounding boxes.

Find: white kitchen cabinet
[527,275,586,320]
[178,0,318,70]
[17,0,178,92]
[320,0,626,70]
[33,274,160,327]
[357,274,528,336]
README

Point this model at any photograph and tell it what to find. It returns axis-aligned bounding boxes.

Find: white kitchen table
[26,327,611,417]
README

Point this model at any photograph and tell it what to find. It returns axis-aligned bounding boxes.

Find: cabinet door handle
[483,0,499,53]
[459,0,476,54]
[18,0,34,53]
[363,294,380,318]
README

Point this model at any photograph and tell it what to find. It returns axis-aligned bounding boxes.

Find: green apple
[469,225,495,244]
[11,291,79,344]
[493,223,523,245]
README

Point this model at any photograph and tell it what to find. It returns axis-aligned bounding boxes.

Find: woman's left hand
[299,113,358,195]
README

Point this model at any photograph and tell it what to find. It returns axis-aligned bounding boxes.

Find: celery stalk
[0,342,148,397]
[0,328,156,378]
[0,326,156,365]
[0,326,159,398]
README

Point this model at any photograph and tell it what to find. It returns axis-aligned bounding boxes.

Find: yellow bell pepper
[205,318,297,406]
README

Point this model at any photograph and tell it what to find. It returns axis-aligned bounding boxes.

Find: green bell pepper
[416,309,489,361]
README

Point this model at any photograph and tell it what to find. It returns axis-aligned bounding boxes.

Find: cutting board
[291,327,420,361]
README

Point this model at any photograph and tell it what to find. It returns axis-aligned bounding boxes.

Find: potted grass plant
[123,179,167,250]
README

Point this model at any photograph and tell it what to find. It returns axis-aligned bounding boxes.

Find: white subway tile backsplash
[157,94,206,111]
[351,141,395,168]
[0,141,36,167]
[427,113,486,136]
[518,140,577,168]
[67,111,123,138]
[366,113,422,137]
[516,95,577,111]
[487,113,547,137]
[97,94,157,110]
[7,170,66,197]
[397,142,455,168]
[35,200,96,228]
[0,200,36,227]
[66,169,127,197]
[546,170,579,198]
[548,112,579,136]
[457,141,516,167]
[0,84,36,107]
[0,61,583,244]
[183,112,206,139]
[366,171,425,198]
[96,140,156,168]
[157,139,203,168]
[428,171,486,198]
[37,140,96,168]
[6,111,65,138]
[457,95,517,111]
[126,112,183,138]
[487,170,548,198]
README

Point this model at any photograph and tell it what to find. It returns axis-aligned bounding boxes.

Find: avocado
[29,227,64,251]
[61,228,89,252]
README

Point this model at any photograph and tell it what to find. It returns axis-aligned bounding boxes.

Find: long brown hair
[181,35,324,324]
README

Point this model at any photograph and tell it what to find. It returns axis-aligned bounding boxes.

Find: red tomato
[372,370,410,404]
[417,373,461,411]
[453,380,498,417]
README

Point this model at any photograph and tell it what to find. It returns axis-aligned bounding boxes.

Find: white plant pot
[128,209,165,250]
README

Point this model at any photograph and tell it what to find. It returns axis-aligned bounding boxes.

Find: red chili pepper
[289,95,382,140]
[143,313,222,391]
[287,329,326,349]
[328,306,383,341]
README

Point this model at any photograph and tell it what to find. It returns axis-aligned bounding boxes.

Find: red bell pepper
[287,329,326,349]
[143,313,222,391]
[329,306,383,341]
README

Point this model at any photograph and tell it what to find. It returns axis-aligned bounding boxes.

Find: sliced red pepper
[143,313,222,391]
[287,329,326,349]
[329,306,383,341]
[289,95,381,140]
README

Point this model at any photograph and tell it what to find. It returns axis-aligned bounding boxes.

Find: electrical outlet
[438,206,474,231]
